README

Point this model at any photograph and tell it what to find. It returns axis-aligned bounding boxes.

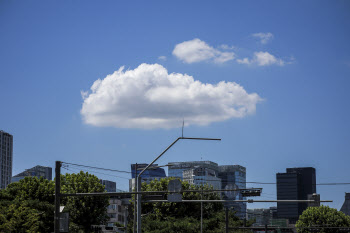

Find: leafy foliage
[0,172,109,233]
[61,171,110,232]
[0,176,54,232]
[296,205,350,233]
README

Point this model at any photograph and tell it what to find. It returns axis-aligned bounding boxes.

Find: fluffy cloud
[172,39,235,64]
[81,63,261,129]
[252,32,274,44]
[237,51,284,66]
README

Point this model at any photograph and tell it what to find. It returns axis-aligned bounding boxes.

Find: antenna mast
[182,118,184,137]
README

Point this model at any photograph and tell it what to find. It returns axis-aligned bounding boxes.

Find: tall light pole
[136,137,221,233]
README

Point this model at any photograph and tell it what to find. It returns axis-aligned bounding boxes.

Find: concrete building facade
[0,130,13,189]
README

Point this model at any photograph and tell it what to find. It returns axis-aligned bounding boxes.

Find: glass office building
[130,163,166,178]
[129,163,167,192]
[168,161,247,219]
[218,165,247,219]
[100,179,117,192]
[11,165,52,183]
[183,167,221,190]
[276,167,316,223]
[168,161,219,180]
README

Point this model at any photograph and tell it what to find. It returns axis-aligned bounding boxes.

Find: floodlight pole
[136,137,221,233]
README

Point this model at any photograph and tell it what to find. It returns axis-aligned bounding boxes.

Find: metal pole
[133,163,138,233]
[136,176,142,233]
[137,137,221,178]
[54,161,61,233]
[225,207,229,233]
[201,185,203,233]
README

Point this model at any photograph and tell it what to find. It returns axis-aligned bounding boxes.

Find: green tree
[61,171,110,232]
[0,176,54,232]
[0,172,109,233]
[127,177,251,233]
[296,205,350,233]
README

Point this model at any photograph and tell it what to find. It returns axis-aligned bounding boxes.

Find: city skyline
[1,0,349,211]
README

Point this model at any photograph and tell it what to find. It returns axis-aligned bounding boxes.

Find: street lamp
[136,137,221,233]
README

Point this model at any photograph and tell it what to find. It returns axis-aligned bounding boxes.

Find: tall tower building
[218,165,247,219]
[276,167,316,223]
[0,130,13,189]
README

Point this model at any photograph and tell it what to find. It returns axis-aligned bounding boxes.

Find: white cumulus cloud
[237,51,284,66]
[81,63,261,129]
[172,38,235,64]
[252,32,274,44]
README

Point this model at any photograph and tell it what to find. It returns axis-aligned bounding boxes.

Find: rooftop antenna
[182,118,184,137]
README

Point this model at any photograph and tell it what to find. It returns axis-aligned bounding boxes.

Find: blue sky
[1,1,350,209]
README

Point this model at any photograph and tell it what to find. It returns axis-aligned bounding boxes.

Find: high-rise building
[11,165,52,183]
[131,163,166,179]
[218,165,247,219]
[100,179,117,193]
[129,163,167,192]
[183,167,221,190]
[276,167,316,223]
[168,161,219,179]
[340,193,350,216]
[169,162,247,218]
[0,130,13,189]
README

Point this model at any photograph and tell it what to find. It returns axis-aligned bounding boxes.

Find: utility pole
[136,176,142,233]
[225,207,229,233]
[201,185,203,233]
[54,161,61,233]
[133,163,138,233]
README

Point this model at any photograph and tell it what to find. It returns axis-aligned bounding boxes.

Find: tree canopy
[296,205,350,233]
[0,172,109,233]
[61,171,110,232]
[0,176,54,232]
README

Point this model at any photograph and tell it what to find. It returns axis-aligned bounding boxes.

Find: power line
[61,161,350,186]
[62,161,131,174]
[62,166,130,180]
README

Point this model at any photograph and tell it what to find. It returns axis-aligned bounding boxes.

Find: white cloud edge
[252,32,274,44]
[172,38,235,64]
[80,63,262,129]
